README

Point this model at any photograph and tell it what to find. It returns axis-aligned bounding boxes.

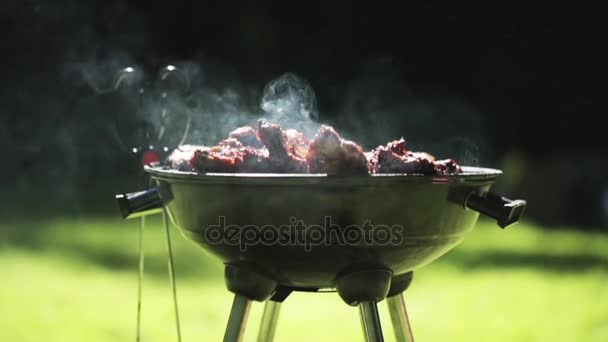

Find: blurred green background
[2,214,607,341]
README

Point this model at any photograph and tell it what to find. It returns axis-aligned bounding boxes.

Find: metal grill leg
[387,293,414,342]
[224,295,252,342]
[358,301,385,342]
[257,300,281,342]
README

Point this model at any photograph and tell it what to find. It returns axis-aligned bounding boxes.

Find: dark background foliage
[1,1,605,229]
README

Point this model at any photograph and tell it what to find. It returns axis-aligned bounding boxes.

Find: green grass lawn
[1,216,607,341]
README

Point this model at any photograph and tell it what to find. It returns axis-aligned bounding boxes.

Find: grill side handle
[116,187,163,219]
[465,192,527,228]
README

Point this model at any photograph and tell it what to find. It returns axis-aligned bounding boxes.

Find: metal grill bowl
[117,166,526,291]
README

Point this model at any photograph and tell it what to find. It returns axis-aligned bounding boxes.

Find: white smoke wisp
[260,72,321,137]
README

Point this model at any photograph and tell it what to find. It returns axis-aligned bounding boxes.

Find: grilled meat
[368,138,462,175]
[283,128,310,160]
[228,126,264,148]
[190,140,272,173]
[167,144,207,171]
[167,121,462,175]
[257,119,308,173]
[306,125,369,176]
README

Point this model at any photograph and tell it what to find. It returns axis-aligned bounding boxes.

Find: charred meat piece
[190,139,273,173]
[433,159,462,175]
[191,149,240,173]
[228,126,264,148]
[257,120,308,173]
[284,128,310,160]
[240,148,273,172]
[173,121,308,173]
[306,125,368,175]
[368,138,434,174]
[385,138,408,156]
[373,147,435,174]
[218,137,244,148]
[370,139,461,175]
[377,138,435,162]
[273,154,308,173]
[167,122,461,175]
[166,144,208,171]
[257,119,289,160]
[407,151,436,162]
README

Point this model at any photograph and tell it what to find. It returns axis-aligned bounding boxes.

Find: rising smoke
[75,61,325,156]
[73,56,484,167]
[259,72,321,137]
[333,58,486,164]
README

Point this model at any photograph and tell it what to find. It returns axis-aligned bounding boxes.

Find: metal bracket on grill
[116,187,164,219]
[465,192,527,228]
[335,268,393,306]
[387,272,414,298]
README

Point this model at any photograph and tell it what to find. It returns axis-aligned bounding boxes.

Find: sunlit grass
[1,217,607,341]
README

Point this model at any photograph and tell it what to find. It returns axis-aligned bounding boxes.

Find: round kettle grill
[116,166,526,341]
[110,64,527,341]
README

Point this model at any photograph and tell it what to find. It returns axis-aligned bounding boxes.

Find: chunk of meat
[408,152,435,162]
[257,119,289,160]
[167,144,208,171]
[183,120,308,173]
[306,125,369,175]
[385,138,408,156]
[228,126,264,148]
[370,140,461,175]
[377,138,435,161]
[257,120,308,172]
[283,128,310,160]
[166,122,461,176]
[433,159,462,175]
[218,137,244,148]
[372,147,435,174]
[190,139,273,173]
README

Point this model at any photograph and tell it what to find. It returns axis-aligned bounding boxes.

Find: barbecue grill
[116,165,526,341]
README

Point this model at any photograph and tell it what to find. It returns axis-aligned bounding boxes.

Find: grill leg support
[387,293,414,342]
[224,295,252,342]
[359,301,385,342]
[257,300,281,342]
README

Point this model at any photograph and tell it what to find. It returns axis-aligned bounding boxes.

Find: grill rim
[145,165,502,185]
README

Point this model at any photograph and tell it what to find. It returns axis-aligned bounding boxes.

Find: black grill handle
[116,187,163,219]
[465,192,527,228]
